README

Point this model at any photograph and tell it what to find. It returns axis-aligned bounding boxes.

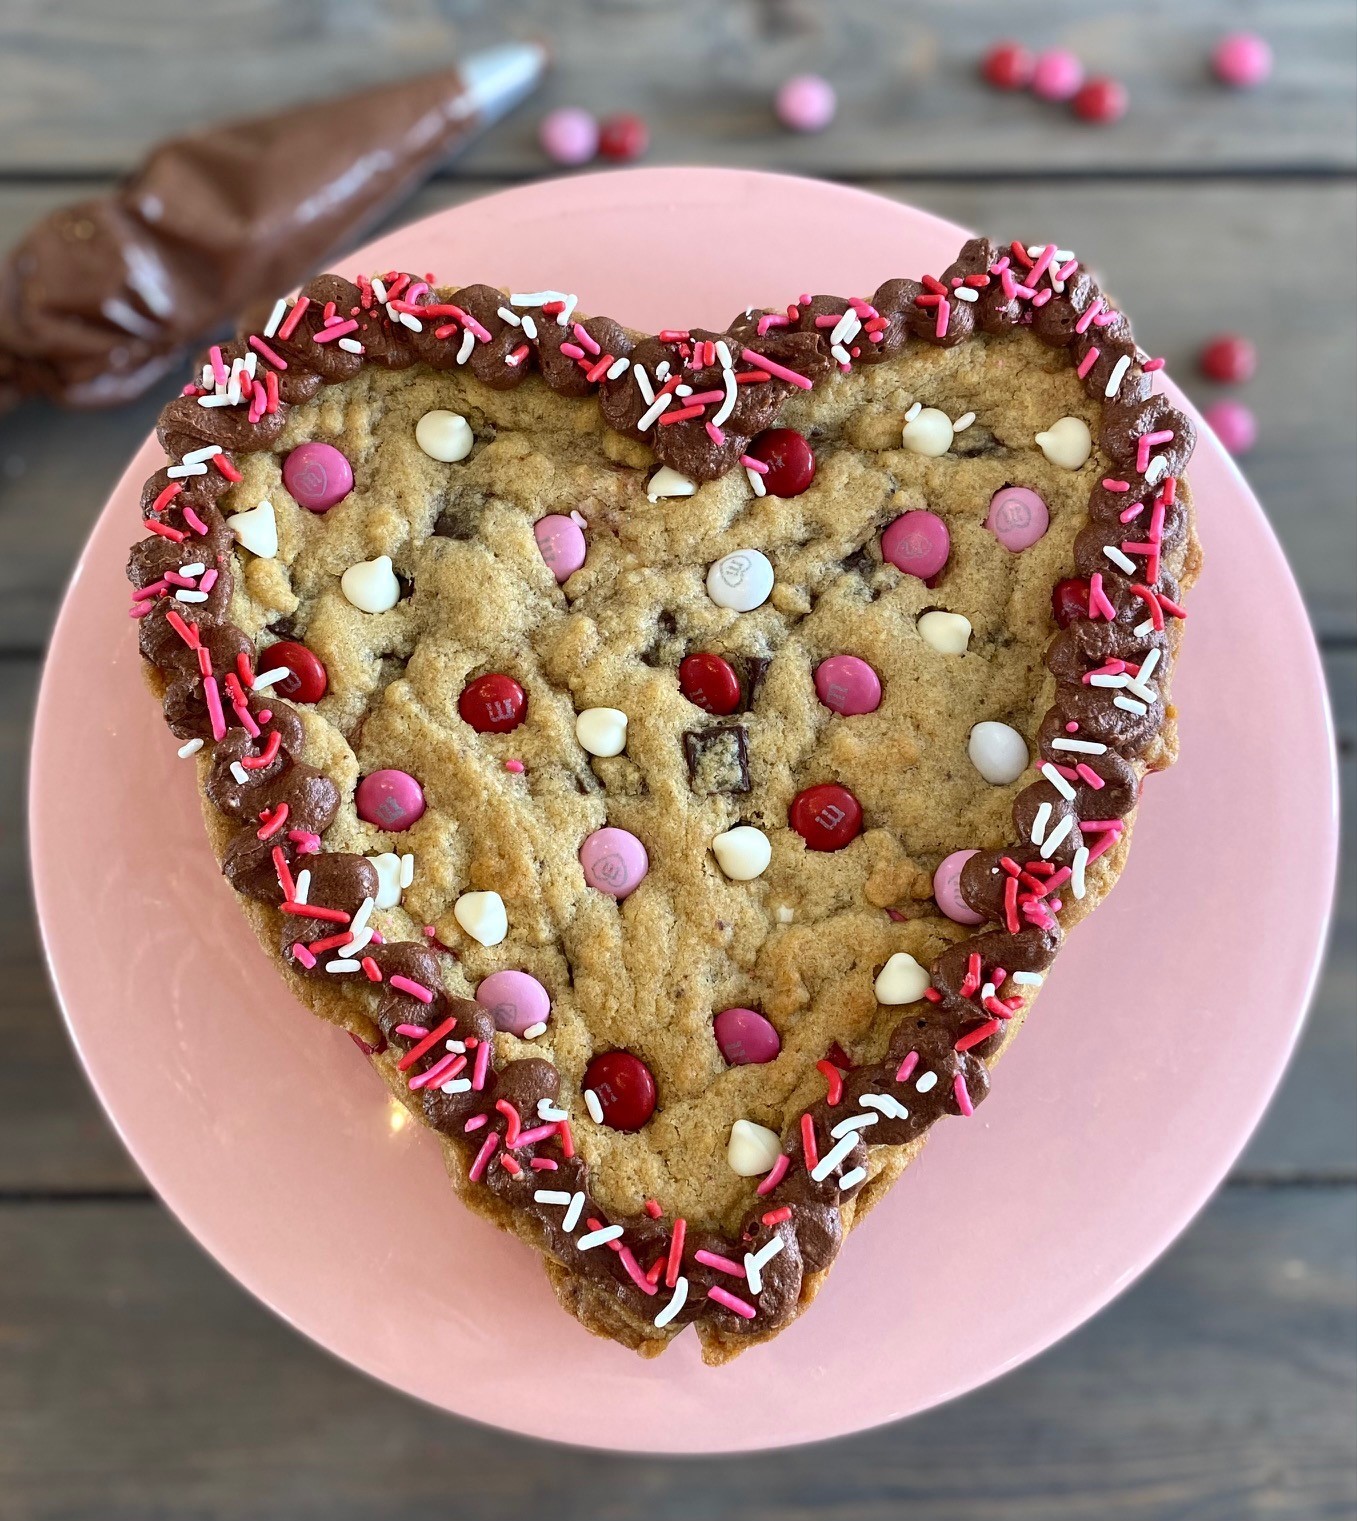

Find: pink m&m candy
[533,514,587,581]
[355,769,425,832]
[580,826,649,899]
[882,510,950,580]
[775,73,836,134]
[476,970,551,1038]
[283,442,353,513]
[1203,399,1257,456]
[1031,48,1085,102]
[934,849,984,926]
[814,655,882,716]
[986,486,1050,552]
[539,107,598,165]
[1212,31,1272,89]
[714,1007,781,1067]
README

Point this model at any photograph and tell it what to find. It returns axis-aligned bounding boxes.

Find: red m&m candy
[459,673,526,733]
[583,1050,657,1131]
[1199,334,1257,385]
[1072,76,1128,124]
[259,641,328,704]
[746,428,816,497]
[980,41,1034,90]
[1052,577,1091,629]
[789,783,862,851]
[679,653,741,715]
[598,113,649,161]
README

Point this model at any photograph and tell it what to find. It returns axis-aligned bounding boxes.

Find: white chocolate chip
[901,406,955,457]
[917,610,972,654]
[1034,416,1093,470]
[366,852,403,909]
[727,1119,783,1177]
[225,499,277,559]
[706,549,773,612]
[968,721,1030,785]
[415,409,475,462]
[711,825,772,881]
[453,890,507,947]
[340,554,400,613]
[874,952,931,1005]
[646,466,697,501]
[575,707,628,757]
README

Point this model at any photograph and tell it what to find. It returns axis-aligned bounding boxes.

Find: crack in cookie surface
[126,238,1198,1361]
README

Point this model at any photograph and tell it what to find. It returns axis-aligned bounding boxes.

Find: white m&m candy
[340,554,401,613]
[727,1119,783,1177]
[576,707,628,757]
[707,549,773,612]
[1034,416,1092,470]
[917,610,972,654]
[968,721,1030,784]
[874,952,930,1005]
[711,825,772,881]
[415,409,475,462]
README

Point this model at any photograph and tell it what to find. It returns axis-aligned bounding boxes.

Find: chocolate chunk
[682,725,750,794]
[730,655,769,711]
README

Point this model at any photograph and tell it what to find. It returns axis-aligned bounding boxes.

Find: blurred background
[0,3,1353,1517]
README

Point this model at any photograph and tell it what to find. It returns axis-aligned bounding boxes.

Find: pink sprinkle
[389,975,433,1004]
[464,1113,488,1133]
[202,676,227,741]
[559,342,586,360]
[755,313,791,335]
[572,323,601,356]
[182,507,209,535]
[504,758,525,774]
[472,1039,491,1091]
[1136,429,1175,474]
[287,829,322,855]
[739,454,770,474]
[1077,347,1100,379]
[393,1024,429,1039]
[694,1248,746,1279]
[644,1199,663,1219]
[618,1246,658,1296]
[312,319,359,343]
[1143,356,1166,372]
[132,580,168,601]
[895,1050,920,1084]
[530,1158,558,1171]
[707,1285,757,1320]
[409,1051,465,1091]
[198,568,218,594]
[510,1123,558,1150]
[1076,764,1106,790]
[1102,479,1132,494]
[740,347,813,390]
[1074,296,1106,335]
[208,345,228,386]
[1087,573,1117,620]
[705,421,725,446]
[248,334,289,370]
[755,1153,790,1196]
[953,1073,975,1117]
[291,943,317,969]
[934,296,951,339]
[468,1132,499,1182]
[129,601,154,619]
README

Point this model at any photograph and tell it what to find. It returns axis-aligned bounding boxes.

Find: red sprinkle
[800,1113,819,1172]
[815,1058,844,1106]
[395,1014,458,1071]
[666,1218,687,1288]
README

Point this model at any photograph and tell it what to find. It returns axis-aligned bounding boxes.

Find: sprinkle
[1077,347,1100,379]
[1105,355,1131,398]
[325,959,361,974]
[954,1019,1001,1053]
[739,347,813,390]
[521,1022,547,1040]
[409,1052,466,1090]
[744,1235,785,1295]
[816,1058,844,1106]
[800,1113,819,1173]
[953,411,975,431]
[577,1224,624,1251]
[666,1217,687,1287]
[755,1154,790,1196]
[694,1248,746,1279]
[1041,813,1077,859]
[1052,736,1107,755]
[1030,801,1052,846]
[915,1070,939,1094]
[1039,762,1077,801]
[636,393,673,431]
[644,1199,663,1220]
[583,1088,605,1124]
[471,1040,491,1091]
[1103,544,1138,575]
[810,1131,860,1183]
[389,974,434,1003]
[860,1092,909,1121]
[468,1132,499,1182]
[830,1112,877,1141]
[396,1014,458,1071]
[176,737,204,759]
[953,1073,975,1117]
[838,1166,867,1191]
[654,1276,689,1328]
[279,900,348,923]
[707,1284,756,1320]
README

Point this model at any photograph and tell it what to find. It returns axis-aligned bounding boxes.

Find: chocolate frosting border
[124,237,1195,1351]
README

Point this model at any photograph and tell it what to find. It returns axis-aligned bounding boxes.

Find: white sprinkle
[496,306,522,326]
[251,666,291,692]
[522,1022,547,1040]
[1012,970,1044,987]
[196,393,236,408]
[371,278,388,302]
[1105,354,1132,398]
[578,1224,624,1251]
[509,289,554,306]
[1040,762,1077,801]
[537,1099,568,1122]
[830,309,861,346]
[915,1070,939,1094]
[980,982,996,1003]
[633,364,655,405]
[839,1166,867,1191]
[1030,801,1052,846]
[456,329,475,365]
[1134,617,1156,637]
[1144,454,1170,485]
[860,1092,909,1120]
[337,926,373,959]
[1125,647,1162,702]
[654,1276,689,1328]
[711,366,738,428]
[440,1078,472,1094]
[954,287,978,303]
[829,1111,878,1140]
[605,355,630,380]
[905,401,923,422]
[229,761,249,784]
[654,360,671,382]
[746,466,767,497]
[201,365,213,388]
[445,1039,466,1055]
[810,1131,860,1183]
[953,411,976,431]
[177,562,206,577]
[1040,813,1076,860]
[675,384,693,398]
[398,853,414,889]
[831,342,852,366]
[181,445,222,465]
[744,1235,785,1295]
[175,589,209,603]
[1088,673,1130,689]
[716,341,733,369]
[521,314,538,341]
[562,1191,586,1233]
[1103,545,1138,575]
[336,337,363,354]
[1114,694,1149,715]
[558,294,579,326]
[1052,737,1107,755]
[398,311,422,332]
[262,298,288,339]
[583,1088,605,1124]
[636,392,673,431]
[293,869,311,906]
[1072,846,1090,900]
[177,738,204,758]
[534,1189,572,1206]
[166,462,208,479]
[325,959,361,974]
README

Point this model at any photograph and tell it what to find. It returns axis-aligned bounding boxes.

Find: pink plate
[31,170,1338,1452]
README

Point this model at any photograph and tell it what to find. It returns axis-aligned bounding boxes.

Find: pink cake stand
[30,170,1338,1452]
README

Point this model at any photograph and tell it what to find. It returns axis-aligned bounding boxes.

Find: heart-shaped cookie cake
[127,237,1199,1363]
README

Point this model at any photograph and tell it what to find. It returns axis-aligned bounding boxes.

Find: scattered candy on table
[538,106,599,165]
[1199,333,1257,384]
[583,1049,657,1130]
[1073,77,1128,124]
[1212,31,1273,89]
[980,41,1035,90]
[1031,49,1085,103]
[714,1007,781,1066]
[775,73,837,134]
[415,408,475,462]
[356,769,426,831]
[598,113,649,161]
[1202,398,1258,455]
[283,441,353,512]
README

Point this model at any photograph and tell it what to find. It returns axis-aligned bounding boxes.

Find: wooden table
[1,5,1353,1516]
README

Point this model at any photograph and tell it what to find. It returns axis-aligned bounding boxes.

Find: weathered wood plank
[0,178,1353,645]
[2,649,1351,1190]
[0,1186,1351,1518]
[0,1,1353,176]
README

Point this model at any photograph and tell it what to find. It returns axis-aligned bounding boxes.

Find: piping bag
[0,44,547,413]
